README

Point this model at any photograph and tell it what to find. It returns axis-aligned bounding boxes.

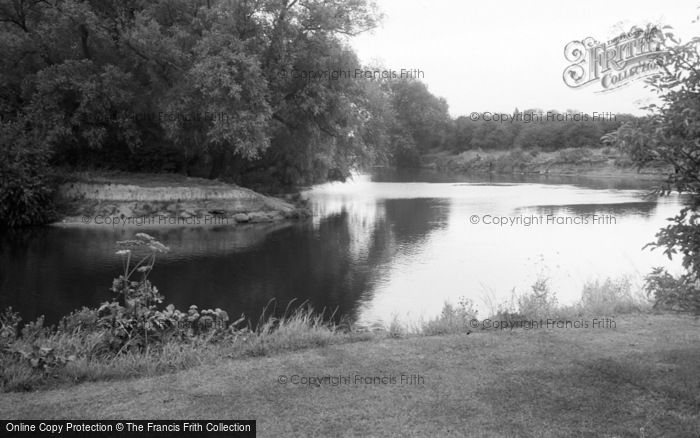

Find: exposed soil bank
[1,313,698,437]
[53,172,311,227]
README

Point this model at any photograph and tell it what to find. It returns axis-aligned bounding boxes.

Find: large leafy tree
[384,78,451,167]
[0,0,383,179]
[604,32,700,313]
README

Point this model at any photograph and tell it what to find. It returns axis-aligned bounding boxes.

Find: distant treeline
[446,111,636,153]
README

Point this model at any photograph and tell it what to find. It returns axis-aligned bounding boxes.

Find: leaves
[0,0,385,184]
[606,32,700,313]
[0,119,56,227]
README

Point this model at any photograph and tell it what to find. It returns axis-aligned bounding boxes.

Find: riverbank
[422,147,670,179]
[53,171,311,227]
[2,312,698,437]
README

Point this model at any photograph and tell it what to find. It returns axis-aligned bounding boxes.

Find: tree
[0,0,385,186]
[604,31,700,313]
[381,78,451,167]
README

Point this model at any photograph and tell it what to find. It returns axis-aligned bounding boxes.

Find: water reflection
[0,172,684,326]
[371,167,663,191]
[517,201,659,217]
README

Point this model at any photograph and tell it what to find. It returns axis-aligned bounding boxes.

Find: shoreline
[421,147,670,181]
[53,173,312,228]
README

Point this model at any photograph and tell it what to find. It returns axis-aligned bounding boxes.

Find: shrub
[0,121,56,227]
[603,34,700,314]
[643,268,700,314]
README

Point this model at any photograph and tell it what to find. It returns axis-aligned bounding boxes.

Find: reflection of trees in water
[518,201,658,217]
[372,167,660,191]
[383,198,450,245]
[0,198,451,326]
[139,212,388,326]
[0,227,120,324]
[209,197,452,325]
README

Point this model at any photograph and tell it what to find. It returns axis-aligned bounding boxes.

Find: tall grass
[421,276,652,335]
[1,305,372,392]
[422,297,478,336]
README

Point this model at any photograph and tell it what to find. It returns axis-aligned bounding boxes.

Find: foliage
[0,308,21,349]
[0,309,73,383]
[603,31,700,313]
[0,120,56,227]
[449,109,626,153]
[643,267,700,313]
[97,233,239,354]
[555,147,595,164]
[0,0,394,190]
[422,296,478,336]
[0,0,643,201]
[517,277,558,319]
[386,78,451,167]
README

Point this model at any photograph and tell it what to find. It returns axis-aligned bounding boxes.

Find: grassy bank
[423,147,670,178]
[0,274,678,392]
[2,312,698,437]
[2,271,699,436]
[2,233,698,436]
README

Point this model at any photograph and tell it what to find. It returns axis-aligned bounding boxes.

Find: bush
[603,34,700,313]
[643,268,700,314]
[0,121,56,227]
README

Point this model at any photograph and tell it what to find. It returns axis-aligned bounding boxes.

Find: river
[0,169,683,327]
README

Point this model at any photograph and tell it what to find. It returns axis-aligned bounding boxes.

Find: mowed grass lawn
[2,314,698,437]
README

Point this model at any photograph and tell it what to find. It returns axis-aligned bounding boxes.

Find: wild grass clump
[245,302,346,355]
[488,276,651,322]
[424,276,653,336]
[385,276,654,338]
[1,302,363,392]
[515,278,559,319]
[580,277,650,315]
[422,297,478,336]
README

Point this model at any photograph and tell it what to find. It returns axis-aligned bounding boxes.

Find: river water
[0,170,683,326]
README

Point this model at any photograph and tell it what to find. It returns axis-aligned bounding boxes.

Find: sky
[350,0,700,117]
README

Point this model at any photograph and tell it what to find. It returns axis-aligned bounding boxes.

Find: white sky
[350,0,700,117]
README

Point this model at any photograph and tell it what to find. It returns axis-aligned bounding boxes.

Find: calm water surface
[0,170,683,326]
